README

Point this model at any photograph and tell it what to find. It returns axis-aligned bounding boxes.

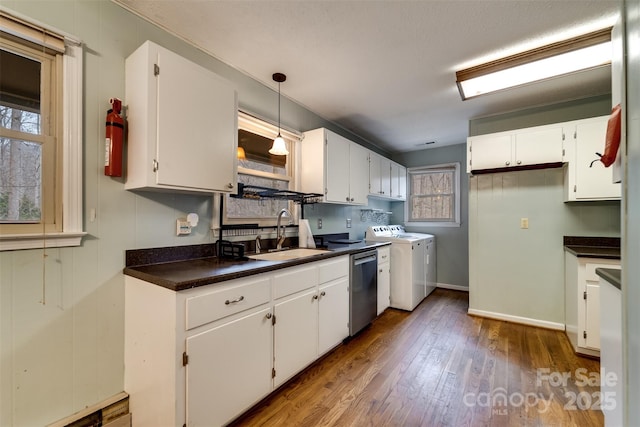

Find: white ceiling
[114,0,619,153]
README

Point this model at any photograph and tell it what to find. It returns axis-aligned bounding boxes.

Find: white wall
[469,168,620,326]
[393,144,469,289]
[0,1,380,425]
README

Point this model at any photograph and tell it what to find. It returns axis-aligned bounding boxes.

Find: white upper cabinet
[564,116,621,201]
[390,161,407,200]
[514,126,564,166]
[349,142,370,205]
[369,153,406,201]
[467,133,512,171]
[125,41,238,194]
[369,152,391,197]
[301,128,368,205]
[467,124,563,173]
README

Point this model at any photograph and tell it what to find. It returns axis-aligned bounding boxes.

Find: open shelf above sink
[231,183,323,204]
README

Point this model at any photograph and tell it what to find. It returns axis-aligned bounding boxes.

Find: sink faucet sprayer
[276,208,292,250]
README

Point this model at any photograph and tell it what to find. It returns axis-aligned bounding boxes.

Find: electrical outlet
[317,218,323,229]
[520,218,529,229]
[177,218,192,235]
[346,218,352,228]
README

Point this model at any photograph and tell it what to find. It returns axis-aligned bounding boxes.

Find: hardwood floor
[230,289,603,427]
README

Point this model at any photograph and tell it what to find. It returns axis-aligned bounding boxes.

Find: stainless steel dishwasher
[350,250,378,336]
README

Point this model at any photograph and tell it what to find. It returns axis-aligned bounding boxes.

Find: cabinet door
[379,156,391,197]
[399,165,407,200]
[377,261,390,315]
[318,278,349,355]
[585,282,601,350]
[186,308,272,427]
[412,241,426,309]
[468,133,512,170]
[369,152,383,196]
[325,132,351,203]
[574,118,622,200]
[156,45,238,192]
[391,162,407,200]
[273,290,318,387]
[514,126,563,166]
[349,142,370,204]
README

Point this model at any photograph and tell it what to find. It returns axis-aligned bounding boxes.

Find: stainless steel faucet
[276,208,292,250]
[255,235,261,254]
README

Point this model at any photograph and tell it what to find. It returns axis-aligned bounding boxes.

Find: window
[406,163,460,227]
[223,111,301,227]
[0,11,83,250]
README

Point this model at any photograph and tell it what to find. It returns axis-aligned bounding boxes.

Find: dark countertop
[596,268,622,290]
[564,245,621,259]
[124,241,390,292]
[563,236,621,259]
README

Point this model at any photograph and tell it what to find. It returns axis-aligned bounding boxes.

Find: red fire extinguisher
[105,98,124,177]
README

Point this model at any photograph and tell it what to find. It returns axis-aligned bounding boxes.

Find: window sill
[0,231,87,251]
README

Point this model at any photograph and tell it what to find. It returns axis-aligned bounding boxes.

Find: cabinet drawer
[318,256,349,284]
[585,261,621,282]
[186,277,271,330]
[274,265,318,299]
[377,246,391,264]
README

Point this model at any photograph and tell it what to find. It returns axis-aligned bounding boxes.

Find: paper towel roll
[298,219,316,248]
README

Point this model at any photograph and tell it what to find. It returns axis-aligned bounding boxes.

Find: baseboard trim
[436,283,469,292]
[467,308,565,331]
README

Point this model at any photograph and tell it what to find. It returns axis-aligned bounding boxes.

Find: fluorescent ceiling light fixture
[456,27,612,100]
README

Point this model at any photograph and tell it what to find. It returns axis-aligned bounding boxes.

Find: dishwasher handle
[353,254,377,266]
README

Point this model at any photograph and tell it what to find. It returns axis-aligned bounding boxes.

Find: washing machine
[365,225,436,311]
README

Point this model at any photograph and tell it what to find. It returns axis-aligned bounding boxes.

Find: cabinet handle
[312,294,319,300]
[346,197,350,201]
[505,161,511,166]
[350,198,354,202]
[226,183,234,189]
[516,160,522,165]
[379,269,383,273]
[320,291,326,297]
[152,159,159,172]
[265,312,272,319]
[225,296,244,305]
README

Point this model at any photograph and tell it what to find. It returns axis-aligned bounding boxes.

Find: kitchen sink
[247,248,330,261]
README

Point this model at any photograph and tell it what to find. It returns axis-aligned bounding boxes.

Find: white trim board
[436,283,469,292]
[467,308,565,331]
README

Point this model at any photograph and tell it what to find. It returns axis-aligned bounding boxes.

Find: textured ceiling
[114,0,619,153]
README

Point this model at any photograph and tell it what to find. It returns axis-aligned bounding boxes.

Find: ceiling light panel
[456,27,612,100]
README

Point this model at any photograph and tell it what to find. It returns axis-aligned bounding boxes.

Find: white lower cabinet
[565,253,621,357]
[186,308,273,427]
[125,255,349,426]
[318,277,350,355]
[274,289,318,387]
[377,246,391,315]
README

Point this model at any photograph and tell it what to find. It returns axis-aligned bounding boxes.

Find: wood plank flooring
[230,289,603,427]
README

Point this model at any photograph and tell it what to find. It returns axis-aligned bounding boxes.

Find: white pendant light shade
[270,72,288,156]
[269,134,289,155]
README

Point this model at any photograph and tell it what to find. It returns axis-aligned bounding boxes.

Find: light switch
[520,218,529,229]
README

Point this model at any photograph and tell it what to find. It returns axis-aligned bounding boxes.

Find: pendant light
[269,72,289,156]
